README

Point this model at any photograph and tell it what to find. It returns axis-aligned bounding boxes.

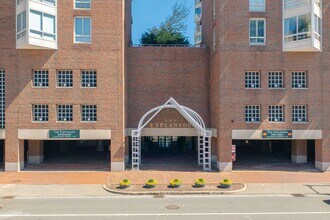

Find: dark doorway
[307,140,315,164]
[0,140,4,170]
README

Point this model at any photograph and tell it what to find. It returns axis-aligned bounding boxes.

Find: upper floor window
[245,71,260,88]
[249,19,266,45]
[269,105,285,122]
[292,105,308,122]
[17,11,26,39]
[284,0,310,9]
[268,71,284,88]
[213,0,216,19]
[81,105,97,122]
[32,104,49,122]
[35,0,56,6]
[81,70,97,87]
[292,71,308,88]
[75,0,91,9]
[75,17,91,43]
[245,105,261,122]
[30,10,56,41]
[284,14,311,42]
[249,0,266,12]
[212,27,216,51]
[57,105,73,122]
[57,70,73,88]
[33,70,49,87]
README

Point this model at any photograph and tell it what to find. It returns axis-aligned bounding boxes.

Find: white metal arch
[131,98,211,171]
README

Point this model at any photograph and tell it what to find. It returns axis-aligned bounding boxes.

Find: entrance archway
[131,98,211,171]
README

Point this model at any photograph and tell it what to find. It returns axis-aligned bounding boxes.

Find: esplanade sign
[146,108,192,128]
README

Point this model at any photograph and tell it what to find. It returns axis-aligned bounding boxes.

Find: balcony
[283,0,322,52]
[16,0,57,50]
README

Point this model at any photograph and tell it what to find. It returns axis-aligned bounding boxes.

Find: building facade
[0,0,329,172]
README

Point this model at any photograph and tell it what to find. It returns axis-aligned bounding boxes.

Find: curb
[103,183,248,195]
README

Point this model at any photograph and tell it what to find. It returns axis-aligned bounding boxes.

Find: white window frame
[249,0,266,12]
[29,10,56,41]
[33,70,49,88]
[245,105,261,123]
[268,71,284,88]
[74,0,91,9]
[245,71,261,88]
[81,70,97,88]
[81,105,97,122]
[284,0,310,9]
[249,18,266,45]
[74,17,91,43]
[292,71,308,89]
[32,104,49,122]
[57,105,73,122]
[292,105,308,123]
[35,0,56,6]
[284,14,311,43]
[0,70,5,129]
[17,11,27,40]
[57,70,73,88]
[269,105,285,122]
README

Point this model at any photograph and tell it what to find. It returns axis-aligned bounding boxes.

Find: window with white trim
[17,11,26,39]
[249,18,266,45]
[32,104,49,122]
[292,71,307,88]
[245,71,260,88]
[249,0,266,12]
[268,71,284,88]
[33,70,49,87]
[74,17,91,43]
[35,0,56,6]
[0,70,5,129]
[75,0,91,9]
[245,105,261,122]
[30,10,56,41]
[81,70,97,87]
[57,70,73,88]
[292,105,307,122]
[284,0,310,9]
[57,105,73,122]
[269,105,284,122]
[81,105,97,122]
[284,14,311,42]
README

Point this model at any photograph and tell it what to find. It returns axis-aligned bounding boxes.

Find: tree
[140,2,190,45]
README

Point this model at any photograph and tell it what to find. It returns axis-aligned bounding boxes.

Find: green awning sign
[262,130,292,139]
[49,130,80,138]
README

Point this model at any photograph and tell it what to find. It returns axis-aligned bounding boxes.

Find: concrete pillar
[216,129,233,172]
[315,133,330,171]
[28,140,44,164]
[110,130,125,172]
[291,140,307,163]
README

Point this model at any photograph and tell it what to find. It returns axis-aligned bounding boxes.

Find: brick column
[291,140,307,163]
[216,129,232,171]
[110,130,125,171]
[315,131,330,171]
[27,140,44,164]
[5,136,24,172]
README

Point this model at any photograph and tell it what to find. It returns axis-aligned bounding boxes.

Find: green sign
[262,130,292,139]
[49,130,80,138]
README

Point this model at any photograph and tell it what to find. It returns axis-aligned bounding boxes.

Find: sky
[132,0,195,45]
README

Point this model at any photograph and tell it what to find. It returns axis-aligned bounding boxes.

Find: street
[0,194,329,219]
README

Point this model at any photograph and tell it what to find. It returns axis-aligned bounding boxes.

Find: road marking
[0,212,330,217]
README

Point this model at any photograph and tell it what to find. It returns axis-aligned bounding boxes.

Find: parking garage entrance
[25,140,110,171]
[233,140,316,171]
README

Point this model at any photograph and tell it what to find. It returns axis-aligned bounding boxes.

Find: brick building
[0,0,329,172]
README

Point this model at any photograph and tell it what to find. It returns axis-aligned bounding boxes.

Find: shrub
[119,179,131,189]
[219,178,232,188]
[194,178,206,188]
[169,179,182,188]
[145,179,157,188]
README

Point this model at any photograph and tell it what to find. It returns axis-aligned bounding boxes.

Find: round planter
[219,184,232,189]
[145,184,156,189]
[119,185,130,189]
[194,184,205,188]
[169,184,181,188]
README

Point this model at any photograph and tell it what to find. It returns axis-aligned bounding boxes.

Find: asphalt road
[0,195,329,220]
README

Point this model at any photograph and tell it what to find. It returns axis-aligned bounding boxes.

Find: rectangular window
[75,17,91,43]
[213,0,216,19]
[284,14,311,42]
[249,19,266,45]
[212,26,216,51]
[314,14,321,42]
[292,71,307,88]
[269,105,284,122]
[245,105,261,122]
[284,0,310,9]
[75,0,91,9]
[292,105,307,122]
[33,70,49,87]
[57,70,73,88]
[0,70,5,129]
[245,71,260,88]
[32,104,49,122]
[249,0,266,12]
[30,10,56,41]
[17,11,26,39]
[81,70,97,87]
[57,105,73,122]
[35,0,56,6]
[81,105,97,122]
[268,71,284,88]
